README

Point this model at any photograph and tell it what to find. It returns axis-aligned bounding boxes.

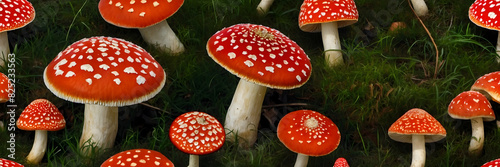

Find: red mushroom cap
[98,0,184,28]
[482,158,500,167]
[333,157,349,167]
[471,71,500,103]
[207,23,312,89]
[169,111,225,155]
[299,0,359,32]
[388,108,446,143]
[0,0,35,32]
[0,72,12,103]
[469,0,500,31]
[0,158,24,167]
[277,110,340,156]
[101,149,174,167]
[43,36,166,107]
[16,99,65,131]
[448,91,496,121]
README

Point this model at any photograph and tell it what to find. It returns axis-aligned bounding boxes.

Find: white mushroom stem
[256,0,275,15]
[224,79,267,147]
[0,31,10,67]
[321,22,343,67]
[188,154,199,167]
[469,117,485,156]
[411,135,425,167]
[410,0,429,17]
[26,130,47,164]
[293,153,309,167]
[495,32,500,63]
[79,104,118,153]
[139,20,185,55]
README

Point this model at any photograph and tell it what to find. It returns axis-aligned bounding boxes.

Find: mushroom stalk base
[26,130,47,165]
[410,0,429,16]
[469,118,484,156]
[188,154,199,167]
[321,22,343,67]
[411,135,425,167]
[256,0,275,15]
[79,104,118,154]
[294,153,309,167]
[139,20,185,55]
[224,79,267,148]
[0,32,10,67]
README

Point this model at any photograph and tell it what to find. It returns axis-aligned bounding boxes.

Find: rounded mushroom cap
[0,72,12,103]
[471,71,500,103]
[277,110,340,157]
[207,23,312,89]
[333,157,349,167]
[299,0,358,32]
[388,108,447,143]
[98,0,184,28]
[469,0,500,31]
[43,36,166,107]
[169,111,225,155]
[0,158,24,167]
[0,0,35,33]
[448,91,496,121]
[482,158,500,167]
[16,99,66,131]
[101,149,174,167]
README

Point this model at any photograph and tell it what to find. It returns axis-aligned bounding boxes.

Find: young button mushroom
[299,0,358,67]
[98,0,185,54]
[471,71,500,128]
[470,0,500,63]
[169,111,225,167]
[0,158,24,167]
[101,149,174,167]
[448,91,495,156]
[333,157,349,167]
[16,99,65,165]
[43,37,166,153]
[277,110,341,167]
[206,24,312,147]
[388,108,446,167]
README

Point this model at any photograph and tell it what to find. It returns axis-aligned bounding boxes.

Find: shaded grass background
[0,0,500,166]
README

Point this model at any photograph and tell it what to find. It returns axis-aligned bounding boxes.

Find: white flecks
[111,71,119,76]
[86,78,92,85]
[80,64,94,72]
[65,71,75,77]
[124,67,138,74]
[55,69,64,76]
[127,56,134,62]
[153,1,159,7]
[489,11,497,19]
[216,46,224,51]
[265,66,275,73]
[244,60,254,67]
[114,78,121,85]
[139,12,145,17]
[228,52,236,59]
[94,74,102,79]
[136,75,146,85]
[149,71,156,77]
[296,75,302,82]
[99,64,110,70]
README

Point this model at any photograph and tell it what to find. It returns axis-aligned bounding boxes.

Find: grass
[1,0,500,166]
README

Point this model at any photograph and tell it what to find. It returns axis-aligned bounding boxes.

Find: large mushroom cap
[43,36,166,107]
[98,0,184,28]
[469,0,500,31]
[277,110,340,156]
[0,0,35,33]
[16,99,66,131]
[169,111,225,155]
[482,158,500,167]
[298,0,358,32]
[388,108,447,143]
[101,149,174,167]
[448,91,496,121]
[471,71,500,102]
[207,23,312,89]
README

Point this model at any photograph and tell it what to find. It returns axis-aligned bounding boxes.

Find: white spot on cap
[136,75,146,85]
[94,74,102,79]
[265,66,275,73]
[81,64,94,72]
[124,67,137,74]
[99,64,110,70]
[139,12,145,17]
[228,52,236,59]
[114,78,121,85]
[65,71,75,77]
[149,71,156,77]
[86,78,92,85]
[244,60,254,67]
[111,71,119,76]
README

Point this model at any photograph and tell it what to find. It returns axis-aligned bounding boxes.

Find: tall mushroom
[101,149,174,167]
[169,111,225,167]
[471,71,500,128]
[0,0,35,67]
[469,0,500,62]
[43,36,166,152]
[388,108,446,167]
[16,99,65,164]
[277,110,341,167]
[98,0,185,54]
[448,91,495,156]
[299,0,358,67]
[206,23,312,147]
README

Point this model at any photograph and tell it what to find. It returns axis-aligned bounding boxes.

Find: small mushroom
[16,99,66,164]
[101,149,174,167]
[0,158,24,167]
[333,157,349,167]
[471,71,500,128]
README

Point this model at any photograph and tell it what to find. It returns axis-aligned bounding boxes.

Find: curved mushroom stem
[293,153,309,167]
[0,31,10,67]
[139,20,185,55]
[79,104,118,154]
[495,32,500,63]
[224,79,267,148]
[256,0,275,15]
[411,135,425,167]
[188,154,199,167]
[410,0,429,17]
[26,130,47,164]
[469,117,485,156]
[321,22,343,67]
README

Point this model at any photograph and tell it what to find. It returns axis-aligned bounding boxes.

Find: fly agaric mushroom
[43,37,166,152]
[101,149,174,167]
[388,108,446,167]
[333,157,349,167]
[0,0,35,67]
[410,0,428,16]
[448,91,495,156]
[0,72,12,103]
[469,0,500,62]
[299,0,358,67]
[16,99,65,164]
[482,158,500,167]
[98,0,185,54]
[0,158,24,167]
[206,23,312,147]
[169,111,225,167]
[277,110,340,167]
[471,71,500,128]
[256,0,275,15]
